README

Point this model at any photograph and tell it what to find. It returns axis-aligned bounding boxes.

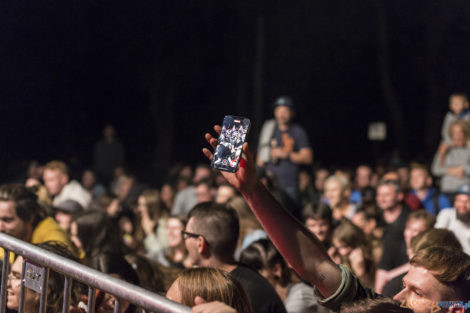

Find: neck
[202,256,237,272]
[415,188,429,200]
[278,123,289,131]
[383,204,402,224]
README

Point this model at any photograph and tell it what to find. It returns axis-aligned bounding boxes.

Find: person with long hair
[134,189,170,254]
[240,239,329,313]
[330,219,375,288]
[166,267,252,313]
[7,242,86,313]
[147,215,191,269]
[70,210,125,263]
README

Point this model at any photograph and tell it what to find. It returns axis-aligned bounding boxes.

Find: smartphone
[211,115,251,172]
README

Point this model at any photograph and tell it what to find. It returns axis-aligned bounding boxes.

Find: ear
[60,173,69,185]
[197,236,210,256]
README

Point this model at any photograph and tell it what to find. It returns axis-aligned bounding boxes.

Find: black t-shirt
[379,206,410,271]
[231,265,287,313]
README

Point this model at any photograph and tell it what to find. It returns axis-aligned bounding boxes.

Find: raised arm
[202,126,341,298]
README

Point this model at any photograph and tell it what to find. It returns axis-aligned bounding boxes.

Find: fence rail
[0,233,191,313]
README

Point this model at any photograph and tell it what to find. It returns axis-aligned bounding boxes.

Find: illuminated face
[356,166,371,189]
[324,180,344,208]
[410,169,429,191]
[215,186,235,204]
[449,96,467,115]
[454,194,470,223]
[332,238,352,257]
[403,219,427,250]
[376,185,399,211]
[167,218,184,248]
[274,106,292,125]
[0,201,30,240]
[7,256,38,313]
[54,211,73,232]
[184,218,202,266]
[136,196,147,216]
[450,124,466,147]
[305,218,330,242]
[43,169,67,196]
[393,266,452,313]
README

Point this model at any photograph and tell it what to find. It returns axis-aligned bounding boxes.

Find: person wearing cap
[435,183,470,254]
[54,199,84,233]
[256,96,313,204]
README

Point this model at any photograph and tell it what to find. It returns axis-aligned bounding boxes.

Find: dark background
[1,0,470,185]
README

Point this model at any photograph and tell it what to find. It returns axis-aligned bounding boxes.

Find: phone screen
[211,115,251,172]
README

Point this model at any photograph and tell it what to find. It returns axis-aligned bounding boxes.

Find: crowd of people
[0,94,469,313]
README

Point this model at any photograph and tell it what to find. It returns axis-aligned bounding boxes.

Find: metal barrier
[0,233,191,313]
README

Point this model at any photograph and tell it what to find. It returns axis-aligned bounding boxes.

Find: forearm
[289,149,313,165]
[241,181,341,297]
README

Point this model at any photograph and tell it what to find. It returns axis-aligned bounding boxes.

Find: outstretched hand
[202,125,259,193]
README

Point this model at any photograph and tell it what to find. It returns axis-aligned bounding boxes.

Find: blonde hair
[325,175,350,192]
[176,268,252,313]
[44,160,68,174]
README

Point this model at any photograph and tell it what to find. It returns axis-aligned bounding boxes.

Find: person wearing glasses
[183,202,287,313]
[202,126,470,313]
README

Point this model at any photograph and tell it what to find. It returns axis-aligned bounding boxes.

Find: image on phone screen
[211,115,251,172]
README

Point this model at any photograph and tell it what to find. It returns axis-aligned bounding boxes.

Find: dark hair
[0,184,43,224]
[124,254,166,295]
[302,202,333,223]
[35,241,86,313]
[377,179,402,194]
[73,210,124,260]
[340,298,413,313]
[90,253,139,313]
[188,202,239,259]
[355,203,385,229]
[240,239,290,287]
[410,228,462,254]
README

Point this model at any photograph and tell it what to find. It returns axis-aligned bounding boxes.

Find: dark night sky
[1,0,470,184]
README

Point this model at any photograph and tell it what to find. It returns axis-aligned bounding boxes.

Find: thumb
[194,296,206,306]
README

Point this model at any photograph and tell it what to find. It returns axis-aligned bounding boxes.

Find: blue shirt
[410,188,452,215]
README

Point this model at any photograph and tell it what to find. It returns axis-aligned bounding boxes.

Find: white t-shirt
[435,208,470,255]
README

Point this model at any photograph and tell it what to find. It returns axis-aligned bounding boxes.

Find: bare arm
[203,126,341,298]
[289,147,313,165]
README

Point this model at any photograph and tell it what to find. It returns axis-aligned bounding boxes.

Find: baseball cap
[457,184,470,196]
[273,96,294,108]
[54,199,84,214]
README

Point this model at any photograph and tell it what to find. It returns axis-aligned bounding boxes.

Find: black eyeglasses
[181,230,202,240]
[181,231,209,245]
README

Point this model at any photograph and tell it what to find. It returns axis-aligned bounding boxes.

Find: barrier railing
[0,233,191,313]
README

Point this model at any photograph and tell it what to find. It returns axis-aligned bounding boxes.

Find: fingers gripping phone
[211,115,251,172]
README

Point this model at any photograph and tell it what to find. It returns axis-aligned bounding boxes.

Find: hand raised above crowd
[202,125,258,193]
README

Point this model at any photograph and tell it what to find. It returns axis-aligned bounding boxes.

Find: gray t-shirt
[285,282,331,313]
[435,208,470,255]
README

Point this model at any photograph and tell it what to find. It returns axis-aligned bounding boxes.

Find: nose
[0,221,5,232]
[392,289,405,301]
